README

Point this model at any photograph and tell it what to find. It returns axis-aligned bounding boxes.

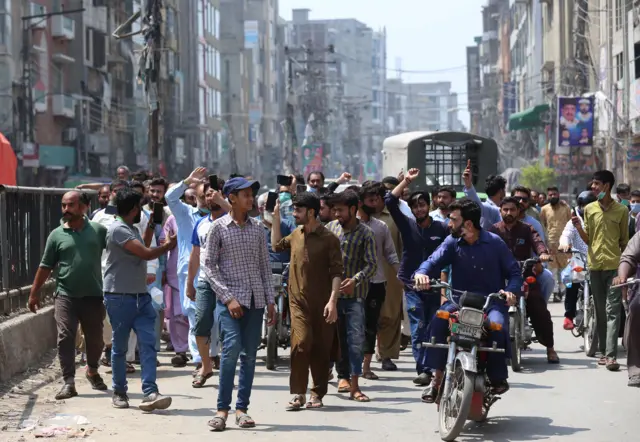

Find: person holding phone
[256,192,296,267]
[270,192,343,410]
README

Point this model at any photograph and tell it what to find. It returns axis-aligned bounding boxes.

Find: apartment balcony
[52,94,76,119]
[52,16,75,40]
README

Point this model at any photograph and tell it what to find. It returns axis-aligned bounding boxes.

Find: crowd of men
[25,162,640,432]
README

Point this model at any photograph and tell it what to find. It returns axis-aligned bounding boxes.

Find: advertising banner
[556,96,594,156]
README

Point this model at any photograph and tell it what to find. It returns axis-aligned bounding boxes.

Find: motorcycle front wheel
[509,314,522,372]
[266,323,278,370]
[439,361,474,441]
[584,296,598,357]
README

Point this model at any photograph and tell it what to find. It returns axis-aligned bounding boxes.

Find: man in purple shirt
[203,177,276,432]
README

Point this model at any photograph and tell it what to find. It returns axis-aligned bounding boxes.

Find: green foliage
[520,163,556,191]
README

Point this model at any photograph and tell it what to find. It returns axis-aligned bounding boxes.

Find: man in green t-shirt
[573,170,629,371]
[28,191,109,400]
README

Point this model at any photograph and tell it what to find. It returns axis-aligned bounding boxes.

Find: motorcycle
[422,280,506,442]
[509,258,540,372]
[260,263,291,370]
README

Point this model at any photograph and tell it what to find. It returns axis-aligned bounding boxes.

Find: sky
[278,0,487,128]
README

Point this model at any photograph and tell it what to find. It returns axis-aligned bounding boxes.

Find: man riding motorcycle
[488,196,559,363]
[413,199,522,403]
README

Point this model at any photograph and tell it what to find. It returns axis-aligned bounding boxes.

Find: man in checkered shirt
[202,177,276,432]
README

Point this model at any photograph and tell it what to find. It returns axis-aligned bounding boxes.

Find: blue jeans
[215,299,264,412]
[336,298,365,379]
[405,288,440,375]
[104,293,158,396]
[538,268,554,303]
[425,300,509,383]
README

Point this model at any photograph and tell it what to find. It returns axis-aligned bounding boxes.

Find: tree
[520,163,556,191]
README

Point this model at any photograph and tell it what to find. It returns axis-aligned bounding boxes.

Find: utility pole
[113,0,163,174]
[622,0,631,183]
[282,52,298,174]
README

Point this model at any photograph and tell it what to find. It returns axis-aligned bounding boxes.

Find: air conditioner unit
[30,3,47,29]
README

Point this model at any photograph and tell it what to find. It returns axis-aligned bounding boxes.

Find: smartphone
[266,191,278,212]
[104,205,117,215]
[208,174,218,190]
[296,184,307,194]
[276,174,293,186]
[152,202,164,225]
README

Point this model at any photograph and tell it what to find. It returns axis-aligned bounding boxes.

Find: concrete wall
[0,306,56,382]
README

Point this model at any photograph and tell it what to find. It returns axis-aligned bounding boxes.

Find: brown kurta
[619,234,640,378]
[274,224,344,399]
[373,208,404,359]
[540,202,572,269]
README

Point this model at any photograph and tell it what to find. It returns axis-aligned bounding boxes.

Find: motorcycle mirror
[525,276,536,284]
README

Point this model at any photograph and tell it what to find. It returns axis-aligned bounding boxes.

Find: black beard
[503,215,515,224]
[451,226,463,238]
[361,204,376,215]
[415,215,428,224]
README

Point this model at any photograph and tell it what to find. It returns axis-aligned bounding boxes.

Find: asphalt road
[3,302,640,442]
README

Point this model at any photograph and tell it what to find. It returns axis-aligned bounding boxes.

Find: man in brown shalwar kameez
[271,192,344,409]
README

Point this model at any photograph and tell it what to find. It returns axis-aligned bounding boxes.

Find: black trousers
[363,282,386,355]
[54,295,105,383]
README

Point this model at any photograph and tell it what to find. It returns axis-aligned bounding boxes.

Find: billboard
[556,96,594,155]
[301,143,323,177]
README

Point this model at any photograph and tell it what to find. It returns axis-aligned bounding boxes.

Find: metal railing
[0,185,98,315]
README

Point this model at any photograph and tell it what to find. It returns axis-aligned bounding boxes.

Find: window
[616,52,624,81]
[616,0,623,30]
[85,28,93,63]
[214,7,220,39]
[635,43,640,80]
[373,107,379,120]
[215,48,221,80]
[166,7,176,39]
[52,62,63,94]
[215,90,221,117]
[199,87,206,125]
[197,0,203,37]
[198,43,205,82]
[0,12,10,46]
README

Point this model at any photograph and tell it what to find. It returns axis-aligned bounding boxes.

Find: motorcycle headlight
[459,308,484,327]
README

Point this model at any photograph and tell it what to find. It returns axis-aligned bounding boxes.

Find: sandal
[421,383,440,403]
[235,412,256,428]
[211,356,220,370]
[126,362,136,374]
[192,371,214,388]
[606,358,620,372]
[337,380,351,393]
[208,415,227,432]
[286,395,304,411]
[192,363,203,377]
[598,356,607,365]
[547,349,560,364]
[305,397,324,409]
[362,371,379,380]
[350,391,370,402]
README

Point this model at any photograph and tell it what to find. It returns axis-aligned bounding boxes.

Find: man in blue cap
[202,176,276,432]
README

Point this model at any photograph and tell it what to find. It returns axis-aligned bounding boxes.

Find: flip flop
[235,413,256,428]
[126,363,136,374]
[350,391,370,402]
[547,350,560,364]
[286,395,304,411]
[362,371,379,380]
[337,381,351,393]
[192,371,214,388]
[208,416,226,432]
[305,397,324,409]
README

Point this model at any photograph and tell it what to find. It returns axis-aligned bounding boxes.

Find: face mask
[631,203,640,213]
[597,192,606,201]
[199,207,211,215]
[549,197,559,205]
[621,199,630,207]
[279,192,292,204]
[308,187,317,193]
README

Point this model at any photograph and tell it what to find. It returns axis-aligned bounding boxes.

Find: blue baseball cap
[222,177,260,197]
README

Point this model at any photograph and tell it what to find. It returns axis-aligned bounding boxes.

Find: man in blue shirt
[429,186,456,223]
[385,169,449,385]
[413,199,521,403]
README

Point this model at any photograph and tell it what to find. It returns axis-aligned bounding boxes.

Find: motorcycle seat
[459,292,486,310]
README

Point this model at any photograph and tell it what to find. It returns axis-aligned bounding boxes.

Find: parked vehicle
[261,263,291,370]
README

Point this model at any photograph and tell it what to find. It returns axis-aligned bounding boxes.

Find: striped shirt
[203,214,275,309]
[191,214,215,283]
[361,217,399,283]
[326,220,378,299]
